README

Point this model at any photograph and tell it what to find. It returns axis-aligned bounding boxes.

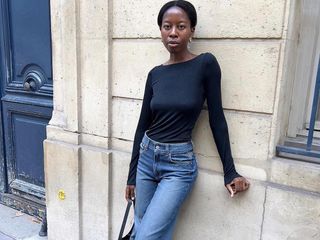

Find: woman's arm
[127,71,153,186]
[204,53,242,186]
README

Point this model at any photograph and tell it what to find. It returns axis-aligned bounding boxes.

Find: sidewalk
[0,204,47,240]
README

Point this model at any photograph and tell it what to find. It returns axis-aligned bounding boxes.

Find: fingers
[233,177,250,192]
[125,186,130,201]
[226,177,250,198]
[226,184,235,198]
[244,179,250,190]
[130,186,135,200]
[125,185,136,201]
[241,177,250,191]
[235,179,244,192]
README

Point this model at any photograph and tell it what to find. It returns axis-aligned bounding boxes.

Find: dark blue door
[0,0,52,215]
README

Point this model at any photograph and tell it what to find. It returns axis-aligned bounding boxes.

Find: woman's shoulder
[146,65,162,80]
[201,52,221,74]
[201,52,219,64]
[146,65,161,75]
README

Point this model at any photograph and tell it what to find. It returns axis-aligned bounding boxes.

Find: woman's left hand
[225,176,250,197]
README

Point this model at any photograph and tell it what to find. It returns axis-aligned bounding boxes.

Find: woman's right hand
[125,185,135,201]
[225,176,250,198]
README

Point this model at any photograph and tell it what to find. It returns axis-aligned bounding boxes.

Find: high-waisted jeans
[130,131,198,240]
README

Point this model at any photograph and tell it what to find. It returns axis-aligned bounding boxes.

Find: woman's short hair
[157,0,197,29]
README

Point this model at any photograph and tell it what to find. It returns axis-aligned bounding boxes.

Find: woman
[125,1,250,239]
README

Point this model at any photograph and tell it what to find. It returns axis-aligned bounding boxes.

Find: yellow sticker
[58,190,65,200]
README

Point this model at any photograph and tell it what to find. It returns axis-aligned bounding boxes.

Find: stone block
[112,40,280,113]
[113,0,285,38]
[193,0,285,38]
[80,147,111,239]
[80,132,109,149]
[80,38,109,137]
[194,110,271,163]
[46,125,79,145]
[44,140,80,240]
[262,186,320,240]
[50,0,79,132]
[111,98,141,141]
[79,0,108,39]
[110,151,134,240]
[271,157,320,193]
[174,170,265,239]
[111,40,166,99]
[195,41,280,114]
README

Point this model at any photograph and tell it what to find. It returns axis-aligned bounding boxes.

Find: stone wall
[45,0,320,239]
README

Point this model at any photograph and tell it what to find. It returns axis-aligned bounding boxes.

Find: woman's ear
[191,27,195,38]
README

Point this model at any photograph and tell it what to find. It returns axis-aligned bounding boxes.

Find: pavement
[0,204,47,240]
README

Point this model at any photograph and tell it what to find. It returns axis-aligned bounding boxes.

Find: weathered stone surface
[262,186,320,240]
[44,140,80,240]
[111,40,166,99]
[110,151,135,240]
[111,98,140,141]
[80,147,111,239]
[79,0,108,39]
[46,125,79,145]
[195,42,280,114]
[194,110,271,162]
[173,170,265,240]
[80,38,109,136]
[113,0,285,38]
[50,0,80,132]
[80,132,109,149]
[112,40,280,113]
[271,157,320,193]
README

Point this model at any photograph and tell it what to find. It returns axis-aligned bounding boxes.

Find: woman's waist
[141,130,193,153]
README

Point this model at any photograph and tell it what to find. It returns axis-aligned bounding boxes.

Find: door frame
[0,0,10,194]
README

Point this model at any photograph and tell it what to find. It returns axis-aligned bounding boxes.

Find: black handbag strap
[118,200,134,240]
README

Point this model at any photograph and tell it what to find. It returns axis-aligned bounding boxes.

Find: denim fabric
[130,131,198,240]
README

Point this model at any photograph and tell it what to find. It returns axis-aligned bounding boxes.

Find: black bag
[118,200,134,240]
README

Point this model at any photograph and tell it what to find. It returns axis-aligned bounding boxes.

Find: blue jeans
[130,131,198,240]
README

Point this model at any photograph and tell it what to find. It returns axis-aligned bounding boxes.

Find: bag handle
[118,199,134,240]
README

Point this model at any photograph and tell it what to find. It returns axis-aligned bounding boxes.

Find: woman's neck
[168,50,195,64]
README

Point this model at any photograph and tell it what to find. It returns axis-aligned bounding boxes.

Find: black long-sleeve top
[127,52,241,186]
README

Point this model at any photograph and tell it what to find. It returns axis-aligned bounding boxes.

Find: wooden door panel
[0,0,53,215]
[8,0,52,92]
[3,100,52,199]
[13,113,47,185]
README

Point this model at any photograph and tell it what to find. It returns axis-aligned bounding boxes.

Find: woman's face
[160,7,194,54]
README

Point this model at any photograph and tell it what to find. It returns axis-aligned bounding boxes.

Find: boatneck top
[127,52,241,186]
[160,53,204,66]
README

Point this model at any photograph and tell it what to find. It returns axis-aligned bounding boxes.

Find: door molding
[0,0,11,193]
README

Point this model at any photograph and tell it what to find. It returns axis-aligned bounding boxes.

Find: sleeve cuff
[224,170,242,186]
[127,174,136,186]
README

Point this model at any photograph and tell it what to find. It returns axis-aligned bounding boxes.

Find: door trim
[0,0,11,193]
